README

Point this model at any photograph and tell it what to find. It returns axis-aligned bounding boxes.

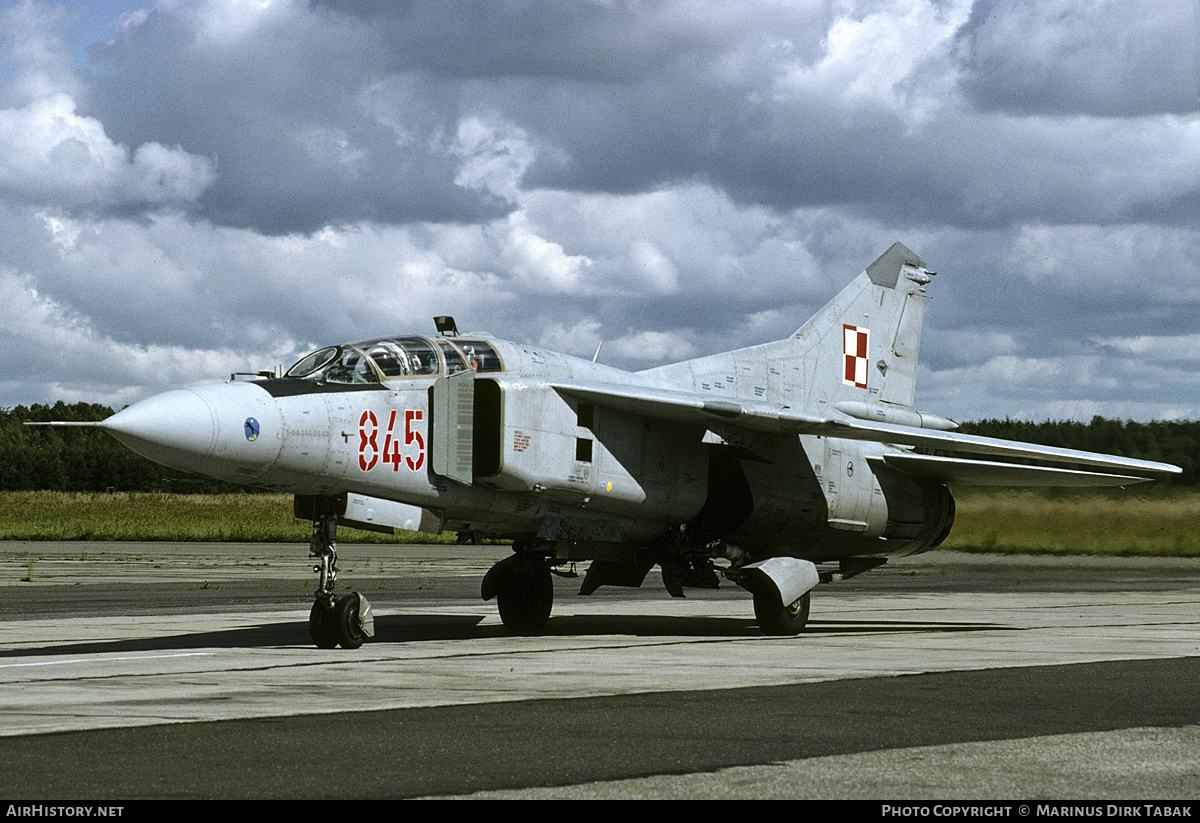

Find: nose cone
[103,389,218,472]
[102,382,283,482]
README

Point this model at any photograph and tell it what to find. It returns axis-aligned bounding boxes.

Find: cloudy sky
[1,0,1198,422]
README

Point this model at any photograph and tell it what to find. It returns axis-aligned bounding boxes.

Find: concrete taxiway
[0,542,1198,799]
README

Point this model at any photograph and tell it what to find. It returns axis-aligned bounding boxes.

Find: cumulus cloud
[0,263,271,405]
[0,93,213,210]
[0,0,84,105]
[609,329,697,364]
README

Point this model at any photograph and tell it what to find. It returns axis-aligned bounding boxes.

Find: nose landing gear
[307,510,374,649]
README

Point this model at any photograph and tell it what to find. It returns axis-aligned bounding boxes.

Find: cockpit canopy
[284,336,502,385]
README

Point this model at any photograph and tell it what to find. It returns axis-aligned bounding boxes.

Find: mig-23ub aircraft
[43,243,1181,648]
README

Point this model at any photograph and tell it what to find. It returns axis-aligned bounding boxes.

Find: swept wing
[551,379,1180,485]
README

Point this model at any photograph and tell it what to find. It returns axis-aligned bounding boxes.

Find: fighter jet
[42,243,1181,648]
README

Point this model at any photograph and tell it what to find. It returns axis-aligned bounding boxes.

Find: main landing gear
[751,590,811,636]
[307,512,374,649]
[481,550,554,634]
[480,541,823,638]
[725,555,820,637]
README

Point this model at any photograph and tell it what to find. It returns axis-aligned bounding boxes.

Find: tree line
[957,417,1196,486]
[0,402,243,493]
[2,402,1196,491]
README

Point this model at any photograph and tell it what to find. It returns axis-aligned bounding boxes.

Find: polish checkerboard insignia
[842,324,869,388]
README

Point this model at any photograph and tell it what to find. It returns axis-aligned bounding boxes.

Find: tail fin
[642,242,935,412]
[795,241,932,410]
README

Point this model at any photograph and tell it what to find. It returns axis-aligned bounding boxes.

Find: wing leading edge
[551,380,1182,485]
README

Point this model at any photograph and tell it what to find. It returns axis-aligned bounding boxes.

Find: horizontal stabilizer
[868,453,1154,487]
[819,417,1181,479]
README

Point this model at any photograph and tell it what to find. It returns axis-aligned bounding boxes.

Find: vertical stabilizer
[642,242,935,413]
[793,242,933,410]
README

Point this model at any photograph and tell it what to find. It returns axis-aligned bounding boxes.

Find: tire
[334,594,366,649]
[309,600,339,649]
[753,590,810,636]
[496,563,554,634]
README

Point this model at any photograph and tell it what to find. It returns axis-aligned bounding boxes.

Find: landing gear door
[432,368,475,485]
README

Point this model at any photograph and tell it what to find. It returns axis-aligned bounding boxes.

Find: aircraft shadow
[0,613,1011,658]
[534,614,1009,638]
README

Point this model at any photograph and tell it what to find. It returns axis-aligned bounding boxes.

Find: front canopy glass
[284,345,378,384]
[283,336,503,384]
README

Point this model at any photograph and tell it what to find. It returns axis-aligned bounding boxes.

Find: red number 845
[358,409,424,472]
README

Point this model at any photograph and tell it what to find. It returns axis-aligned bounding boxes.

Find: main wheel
[753,590,810,636]
[309,600,339,649]
[333,593,367,649]
[496,562,554,634]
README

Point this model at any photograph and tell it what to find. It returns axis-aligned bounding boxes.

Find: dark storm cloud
[324,0,1200,231]
[85,2,513,234]
[69,0,1196,236]
[74,0,851,234]
[318,0,830,83]
[954,0,1200,116]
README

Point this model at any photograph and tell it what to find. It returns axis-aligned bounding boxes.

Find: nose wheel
[310,593,373,649]
[307,510,374,649]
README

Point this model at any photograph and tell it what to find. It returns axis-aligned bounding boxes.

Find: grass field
[0,492,455,544]
[942,488,1200,557]
[0,488,1197,557]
